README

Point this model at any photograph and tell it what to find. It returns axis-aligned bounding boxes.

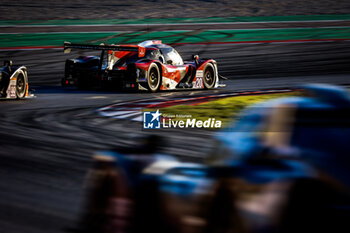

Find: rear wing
[63,42,146,57]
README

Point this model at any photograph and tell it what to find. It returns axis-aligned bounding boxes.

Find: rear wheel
[16,73,27,99]
[203,63,216,89]
[205,181,241,233]
[147,64,161,92]
[278,179,346,233]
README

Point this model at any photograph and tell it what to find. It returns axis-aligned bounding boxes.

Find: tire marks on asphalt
[97,89,293,121]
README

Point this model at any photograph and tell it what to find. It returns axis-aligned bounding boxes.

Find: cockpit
[151,44,184,66]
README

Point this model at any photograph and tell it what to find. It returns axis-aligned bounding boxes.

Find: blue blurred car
[80,84,350,233]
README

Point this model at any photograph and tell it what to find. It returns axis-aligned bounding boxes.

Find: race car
[78,84,350,233]
[62,40,223,92]
[0,60,31,99]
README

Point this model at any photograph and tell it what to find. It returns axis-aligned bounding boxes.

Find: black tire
[147,64,161,92]
[205,182,242,233]
[16,73,27,99]
[203,63,216,89]
[278,179,349,233]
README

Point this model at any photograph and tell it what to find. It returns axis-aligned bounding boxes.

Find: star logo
[143,109,161,129]
[151,109,161,122]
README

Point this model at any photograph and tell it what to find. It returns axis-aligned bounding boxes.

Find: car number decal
[193,77,203,89]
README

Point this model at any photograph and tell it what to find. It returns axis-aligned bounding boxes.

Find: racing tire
[203,63,216,89]
[147,64,161,92]
[205,181,242,233]
[278,179,348,233]
[16,73,27,99]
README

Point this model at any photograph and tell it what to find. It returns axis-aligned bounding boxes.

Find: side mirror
[166,60,173,65]
[4,60,12,67]
[192,55,199,66]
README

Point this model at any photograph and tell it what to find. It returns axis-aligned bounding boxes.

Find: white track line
[112,111,141,119]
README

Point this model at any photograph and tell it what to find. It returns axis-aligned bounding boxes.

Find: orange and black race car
[62,40,225,92]
[0,60,33,99]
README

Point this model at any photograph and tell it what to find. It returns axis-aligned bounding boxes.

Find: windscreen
[160,47,184,66]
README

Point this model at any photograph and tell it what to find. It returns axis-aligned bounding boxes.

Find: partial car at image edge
[0,60,33,99]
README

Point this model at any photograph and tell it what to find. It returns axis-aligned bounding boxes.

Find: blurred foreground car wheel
[205,181,242,233]
[279,179,350,233]
[80,156,132,233]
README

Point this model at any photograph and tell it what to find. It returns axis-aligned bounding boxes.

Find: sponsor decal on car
[196,70,203,78]
[7,80,17,98]
[143,109,222,129]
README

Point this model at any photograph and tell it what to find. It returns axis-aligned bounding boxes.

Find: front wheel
[203,63,216,89]
[205,181,241,233]
[147,64,161,92]
[16,73,27,99]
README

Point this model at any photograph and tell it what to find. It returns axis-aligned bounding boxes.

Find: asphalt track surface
[2,0,350,20]
[1,40,350,232]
